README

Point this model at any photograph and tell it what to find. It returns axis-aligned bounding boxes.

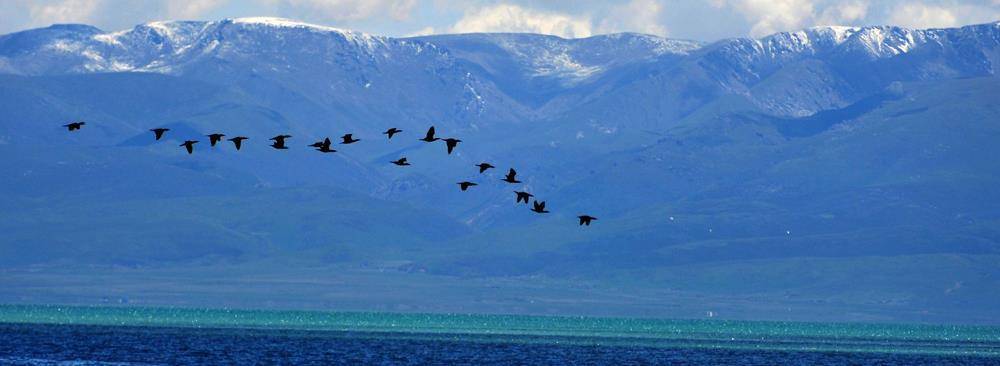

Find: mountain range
[1,18,998,324]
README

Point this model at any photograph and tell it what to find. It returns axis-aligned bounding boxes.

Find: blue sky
[3,0,999,40]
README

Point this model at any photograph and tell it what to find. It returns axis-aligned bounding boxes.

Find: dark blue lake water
[0,305,997,365]
[2,323,998,365]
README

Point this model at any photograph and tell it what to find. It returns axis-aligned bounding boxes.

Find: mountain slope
[1,19,999,323]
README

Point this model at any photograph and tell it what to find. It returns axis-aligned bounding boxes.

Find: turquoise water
[0,304,998,358]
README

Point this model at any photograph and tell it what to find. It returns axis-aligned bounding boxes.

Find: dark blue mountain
[1,18,998,323]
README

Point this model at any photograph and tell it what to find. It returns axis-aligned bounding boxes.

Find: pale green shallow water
[1,304,998,357]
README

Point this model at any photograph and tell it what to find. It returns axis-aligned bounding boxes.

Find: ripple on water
[0,304,997,363]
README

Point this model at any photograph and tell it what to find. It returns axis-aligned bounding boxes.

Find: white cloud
[817,0,867,25]
[889,2,1000,29]
[887,3,959,29]
[598,0,669,36]
[714,0,816,37]
[266,0,417,21]
[387,0,417,21]
[27,0,103,26]
[405,26,435,36]
[707,0,999,39]
[449,4,593,38]
[166,0,229,19]
[3,0,998,40]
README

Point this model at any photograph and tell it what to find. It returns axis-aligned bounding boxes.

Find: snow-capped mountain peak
[756,26,862,56]
[0,18,997,119]
[227,17,385,49]
[230,17,349,33]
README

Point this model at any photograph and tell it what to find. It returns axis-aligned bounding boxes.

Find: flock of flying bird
[63,121,599,226]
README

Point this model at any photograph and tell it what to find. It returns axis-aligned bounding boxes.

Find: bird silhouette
[309,139,326,148]
[443,138,461,154]
[578,215,597,226]
[383,128,402,139]
[420,126,439,142]
[531,200,549,213]
[457,181,478,191]
[180,140,198,154]
[477,163,495,173]
[391,157,410,166]
[514,191,533,204]
[316,138,336,153]
[150,128,169,140]
[228,136,248,150]
[341,134,360,144]
[270,135,291,149]
[63,122,85,131]
[502,168,521,183]
[207,133,225,147]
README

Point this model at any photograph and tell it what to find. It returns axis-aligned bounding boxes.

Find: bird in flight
[578,215,597,226]
[514,191,533,204]
[391,157,410,166]
[63,122,85,131]
[207,133,225,147]
[228,136,248,150]
[383,128,402,139]
[316,138,336,153]
[150,128,169,140]
[180,140,198,154]
[341,134,360,144]
[270,135,291,149]
[477,163,495,173]
[502,168,521,183]
[420,126,439,142]
[457,181,478,191]
[531,200,549,213]
[309,139,326,148]
[443,138,461,154]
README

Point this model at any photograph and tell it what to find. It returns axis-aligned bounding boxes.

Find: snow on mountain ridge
[840,26,926,59]
[706,23,996,71]
[757,26,865,57]
[228,17,386,51]
[0,18,405,75]
[412,32,702,87]
[1,19,997,98]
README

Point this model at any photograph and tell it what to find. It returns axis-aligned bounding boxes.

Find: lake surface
[0,305,997,364]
